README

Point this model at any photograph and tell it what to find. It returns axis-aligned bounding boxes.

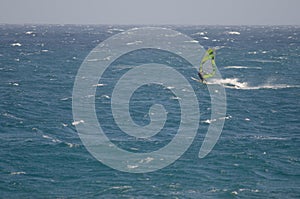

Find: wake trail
[207,78,300,90]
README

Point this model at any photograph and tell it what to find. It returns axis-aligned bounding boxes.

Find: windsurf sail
[199,48,216,80]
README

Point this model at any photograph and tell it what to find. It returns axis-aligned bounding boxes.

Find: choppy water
[0,25,299,198]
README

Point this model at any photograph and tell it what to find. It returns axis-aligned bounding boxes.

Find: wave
[192,31,207,36]
[184,39,199,43]
[126,40,143,45]
[201,115,232,124]
[246,58,279,63]
[207,78,300,90]
[60,97,71,101]
[11,42,22,47]
[41,133,78,148]
[113,65,134,71]
[226,31,241,35]
[250,135,290,141]
[10,171,26,175]
[224,66,262,70]
[33,127,78,148]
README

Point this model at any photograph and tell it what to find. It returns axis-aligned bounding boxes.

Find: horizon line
[0,23,299,27]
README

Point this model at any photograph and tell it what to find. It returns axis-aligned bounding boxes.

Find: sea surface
[0,25,299,198]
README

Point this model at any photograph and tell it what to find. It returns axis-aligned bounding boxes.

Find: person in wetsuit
[198,71,205,82]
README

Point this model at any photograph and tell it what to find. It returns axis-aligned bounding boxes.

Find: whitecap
[11,171,26,175]
[65,142,75,148]
[42,135,51,139]
[214,46,226,50]
[127,165,139,169]
[192,31,207,36]
[184,40,199,43]
[60,97,71,101]
[110,185,132,190]
[238,188,260,193]
[72,120,84,126]
[166,86,175,89]
[102,56,112,61]
[170,96,181,100]
[92,83,105,87]
[209,188,220,193]
[126,41,143,45]
[25,31,34,35]
[11,43,22,47]
[248,51,258,55]
[101,95,110,99]
[219,115,232,120]
[87,58,99,62]
[130,147,139,151]
[224,66,262,69]
[231,191,238,195]
[42,134,61,143]
[202,119,217,124]
[227,31,240,35]
[139,157,154,164]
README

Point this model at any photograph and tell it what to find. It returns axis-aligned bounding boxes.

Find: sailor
[198,71,205,83]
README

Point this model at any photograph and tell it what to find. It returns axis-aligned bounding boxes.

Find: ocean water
[0,25,299,198]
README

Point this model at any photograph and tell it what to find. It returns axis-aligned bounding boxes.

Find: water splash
[208,78,300,90]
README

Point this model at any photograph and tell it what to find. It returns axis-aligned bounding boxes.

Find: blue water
[0,25,299,198]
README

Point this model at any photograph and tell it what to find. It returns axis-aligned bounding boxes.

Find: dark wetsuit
[198,72,204,82]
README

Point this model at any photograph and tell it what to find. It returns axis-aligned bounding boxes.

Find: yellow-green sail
[199,48,216,79]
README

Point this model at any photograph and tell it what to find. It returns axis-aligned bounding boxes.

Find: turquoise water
[0,25,299,198]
